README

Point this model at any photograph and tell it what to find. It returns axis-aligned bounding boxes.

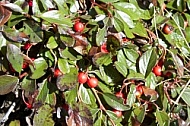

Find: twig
[91,88,116,126]
[0,102,16,125]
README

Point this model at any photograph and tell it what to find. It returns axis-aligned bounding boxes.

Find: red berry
[22,62,29,69]
[152,65,162,76]
[163,24,173,34]
[135,86,143,97]
[74,22,84,32]
[113,110,122,117]
[115,92,124,98]
[23,43,32,50]
[26,103,32,109]
[87,77,98,88]
[122,37,130,43]
[100,42,109,53]
[78,72,88,84]
[28,0,33,7]
[54,69,63,78]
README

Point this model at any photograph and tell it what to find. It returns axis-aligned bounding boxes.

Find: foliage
[0,0,190,125]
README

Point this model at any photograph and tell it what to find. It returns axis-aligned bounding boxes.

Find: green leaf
[0,75,18,95]
[127,84,136,107]
[2,28,29,42]
[32,0,41,16]
[106,110,122,122]
[123,48,139,63]
[127,71,145,81]
[113,2,151,20]
[40,10,72,26]
[59,47,82,60]
[6,43,23,73]
[9,120,20,126]
[58,58,70,74]
[97,81,112,93]
[112,17,124,32]
[155,110,169,126]
[33,104,54,126]
[3,3,23,13]
[36,79,49,104]
[56,67,78,91]
[60,35,75,47]
[92,53,112,66]
[79,84,93,104]
[102,93,130,111]
[39,0,54,10]
[139,48,157,77]
[46,36,58,49]
[29,57,48,79]
[96,27,106,46]
[145,73,157,89]
[131,22,148,38]
[64,86,78,105]
[178,88,190,106]
[115,61,128,77]
[23,20,43,43]
[21,77,36,94]
[133,105,146,123]
[114,10,134,28]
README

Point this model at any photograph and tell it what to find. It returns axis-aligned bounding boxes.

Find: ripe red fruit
[23,42,32,50]
[152,65,162,76]
[54,69,63,78]
[74,22,84,32]
[163,24,173,34]
[115,92,124,98]
[28,0,33,7]
[22,62,29,69]
[78,72,88,84]
[100,43,109,53]
[26,103,32,109]
[113,110,122,117]
[135,85,143,97]
[87,77,98,88]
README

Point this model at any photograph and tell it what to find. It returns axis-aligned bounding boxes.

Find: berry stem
[22,90,32,109]
[91,88,105,111]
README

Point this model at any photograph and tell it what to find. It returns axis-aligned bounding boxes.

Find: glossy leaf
[155,110,169,126]
[58,58,70,74]
[102,93,130,111]
[139,48,157,77]
[46,36,58,49]
[133,105,146,123]
[3,3,23,13]
[0,75,18,95]
[36,79,56,105]
[6,43,23,73]
[92,52,112,66]
[40,10,72,26]
[29,57,48,79]
[23,20,43,43]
